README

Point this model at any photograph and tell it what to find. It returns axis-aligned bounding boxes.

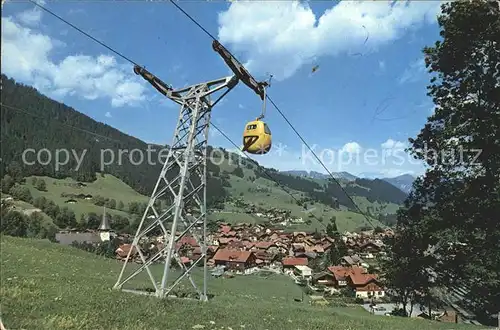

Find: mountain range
[1,74,408,230]
[281,170,415,194]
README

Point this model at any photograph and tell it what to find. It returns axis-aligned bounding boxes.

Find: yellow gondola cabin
[242,120,272,154]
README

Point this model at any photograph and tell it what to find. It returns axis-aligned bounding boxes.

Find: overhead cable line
[167,0,378,229]
[211,122,333,228]
[22,0,378,230]
[265,97,378,229]
[29,0,140,67]
[2,99,335,232]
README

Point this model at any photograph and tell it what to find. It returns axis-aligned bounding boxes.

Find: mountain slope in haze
[0,74,403,222]
[382,174,416,194]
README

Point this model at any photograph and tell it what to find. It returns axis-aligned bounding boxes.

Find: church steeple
[98,206,111,231]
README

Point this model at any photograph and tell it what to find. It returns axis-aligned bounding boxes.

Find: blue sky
[1,0,444,178]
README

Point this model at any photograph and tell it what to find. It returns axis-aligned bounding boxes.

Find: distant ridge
[382,174,416,194]
[281,170,358,181]
[281,170,416,195]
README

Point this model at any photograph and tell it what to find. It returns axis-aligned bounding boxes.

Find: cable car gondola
[242,85,272,155]
[242,120,272,154]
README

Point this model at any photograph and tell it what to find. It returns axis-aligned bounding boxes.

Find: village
[54,211,463,324]
[116,221,389,299]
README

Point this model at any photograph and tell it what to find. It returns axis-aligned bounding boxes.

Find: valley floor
[0,236,483,330]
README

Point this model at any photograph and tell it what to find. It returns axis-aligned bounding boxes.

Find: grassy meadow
[11,168,387,232]
[0,236,483,330]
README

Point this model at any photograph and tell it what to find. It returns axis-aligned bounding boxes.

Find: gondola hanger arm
[212,40,268,101]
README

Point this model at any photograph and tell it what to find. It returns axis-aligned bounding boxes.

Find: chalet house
[219,225,231,234]
[294,265,312,281]
[116,244,138,261]
[346,273,384,299]
[254,224,265,232]
[213,248,256,272]
[175,236,199,249]
[282,257,308,272]
[293,232,307,242]
[253,241,278,253]
[341,255,364,267]
[312,271,336,288]
[321,242,332,253]
[358,241,383,255]
[253,251,276,266]
[226,240,246,250]
[303,238,315,246]
[327,266,367,287]
[305,244,324,254]
[242,240,255,250]
[189,245,218,260]
[268,233,279,241]
[327,266,355,287]
[218,237,238,246]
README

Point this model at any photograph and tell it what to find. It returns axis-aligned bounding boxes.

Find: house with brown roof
[253,251,276,266]
[213,248,256,272]
[358,241,383,258]
[305,244,325,254]
[312,271,337,288]
[346,272,384,299]
[253,241,276,251]
[327,265,360,287]
[282,257,308,271]
[116,244,137,261]
[341,255,364,267]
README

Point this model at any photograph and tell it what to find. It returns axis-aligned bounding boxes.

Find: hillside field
[23,174,149,220]
[1,74,402,233]
[0,236,482,330]
[14,171,387,232]
[208,161,387,231]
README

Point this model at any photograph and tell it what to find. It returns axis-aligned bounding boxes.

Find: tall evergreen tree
[388,0,500,322]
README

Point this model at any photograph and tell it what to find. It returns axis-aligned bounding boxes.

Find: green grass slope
[1,194,56,229]
[0,236,481,330]
[210,163,386,232]
[1,74,401,232]
[17,171,384,232]
[22,174,149,220]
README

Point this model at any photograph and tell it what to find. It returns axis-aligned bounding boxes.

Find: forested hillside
[0,75,227,206]
[0,74,405,214]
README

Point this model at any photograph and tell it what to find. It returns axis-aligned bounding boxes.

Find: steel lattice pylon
[113,68,238,300]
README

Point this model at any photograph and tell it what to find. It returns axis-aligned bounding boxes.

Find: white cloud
[217,0,443,81]
[1,10,147,108]
[381,138,406,149]
[16,7,42,26]
[105,111,112,118]
[340,142,362,154]
[212,138,425,178]
[399,57,426,84]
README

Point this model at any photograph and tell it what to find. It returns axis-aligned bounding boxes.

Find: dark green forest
[382,1,500,325]
[0,74,227,206]
[0,74,406,211]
